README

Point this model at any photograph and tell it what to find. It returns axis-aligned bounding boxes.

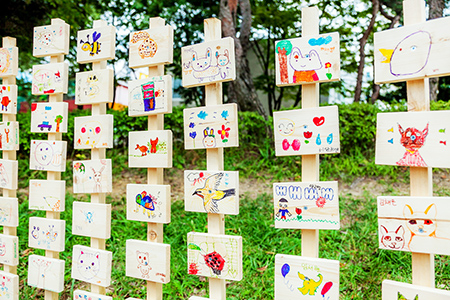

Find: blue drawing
[197,111,208,120]
[388,138,394,144]
[308,36,332,46]
[221,110,229,119]
[327,133,333,144]
[189,132,197,139]
[189,122,195,128]
[316,134,322,145]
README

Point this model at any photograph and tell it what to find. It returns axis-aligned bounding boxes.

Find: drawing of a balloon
[281,263,290,278]
[321,281,333,297]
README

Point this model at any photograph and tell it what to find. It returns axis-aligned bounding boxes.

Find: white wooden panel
[275,254,339,300]
[275,32,340,86]
[71,245,112,287]
[74,289,113,300]
[0,270,19,300]
[72,201,111,239]
[128,75,172,117]
[126,184,170,223]
[374,16,450,84]
[28,217,65,252]
[129,25,174,68]
[0,46,18,78]
[0,159,18,190]
[75,69,114,105]
[0,85,18,114]
[376,111,450,168]
[29,179,65,212]
[74,115,114,149]
[274,181,339,229]
[184,170,239,215]
[128,130,172,168]
[273,106,340,156]
[33,22,70,57]
[77,26,116,64]
[187,232,242,281]
[0,197,18,227]
[73,159,112,194]
[378,196,450,255]
[31,102,68,133]
[0,121,19,151]
[125,239,170,283]
[31,62,68,95]
[0,234,18,266]
[28,255,65,293]
[184,104,238,150]
[382,279,450,299]
[181,37,235,88]
[30,140,67,172]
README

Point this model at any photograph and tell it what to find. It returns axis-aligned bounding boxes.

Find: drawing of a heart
[313,116,325,126]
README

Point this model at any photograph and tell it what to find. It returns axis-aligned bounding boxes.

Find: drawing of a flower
[189,131,197,147]
[325,62,332,80]
[221,110,229,119]
[197,111,208,120]
[218,125,230,142]
[316,197,326,208]
[295,207,303,220]
[189,122,195,128]
[325,62,332,69]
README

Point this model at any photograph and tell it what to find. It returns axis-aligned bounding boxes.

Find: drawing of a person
[276,198,292,220]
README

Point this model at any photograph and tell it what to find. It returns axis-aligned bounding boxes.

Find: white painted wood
[0,197,18,227]
[28,217,65,252]
[74,115,114,149]
[73,159,112,194]
[187,232,242,281]
[0,46,18,78]
[75,69,114,105]
[71,245,112,287]
[382,279,450,299]
[77,26,116,64]
[183,104,238,150]
[125,239,170,283]
[33,21,70,57]
[0,234,18,266]
[72,202,111,239]
[274,254,339,299]
[0,270,19,300]
[274,181,339,229]
[0,84,17,114]
[181,37,235,88]
[129,25,174,68]
[0,121,19,151]
[29,140,67,172]
[31,102,68,133]
[31,62,68,95]
[374,16,450,84]
[184,170,239,215]
[128,75,172,117]
[128,130,172,168]
[0,159,18,190]
[27,255,65,293]
[273,105,340,156]
[275,32,340,86]
[376,111,450,168]
[126,184,170,223]
[74,290,112,300]
[29,179,65,211]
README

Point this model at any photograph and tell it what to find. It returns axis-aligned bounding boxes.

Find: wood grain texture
[29,179,65,212]
[31,102,68,133]
[382,279,450,299]
[29,140,67,172]
[0,197,18,227]
[31,62,68,95]
[75,69,114,105]
[126,184,171,224]
[128,130,173,168]
[72,202,111,239]
[77,26,116,64]
[74,290,112,300]
[74,115,114,149]
[128,75,172,117]
[33,20,70,57]
[71,245,112,287]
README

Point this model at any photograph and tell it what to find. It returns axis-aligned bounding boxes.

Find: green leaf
[188,243,202,251]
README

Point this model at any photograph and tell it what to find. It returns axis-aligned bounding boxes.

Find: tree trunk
[429,0,445,102]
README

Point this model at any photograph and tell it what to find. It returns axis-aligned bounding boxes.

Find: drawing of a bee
[80,31,102,56]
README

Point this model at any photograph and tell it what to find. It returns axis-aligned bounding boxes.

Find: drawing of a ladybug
[204,251,225,275]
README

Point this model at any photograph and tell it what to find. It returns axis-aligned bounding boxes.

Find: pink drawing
[396,123,428,167]
[282,139,300,151]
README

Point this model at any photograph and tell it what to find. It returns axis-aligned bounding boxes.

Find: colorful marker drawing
[31,102,68,133]
[74,115,114,149]
[128,130,172,168]
[128,75,172,116]
[31,63,68,95]
[71,245,112,287]
[75,69,114,105]
[0,270,18,300]
[28,255,65,292]
[0,85,17,114]
[30,140,67,172]
[126,184,171,224]
[77,26,116,64]
[73,159,112,194]
[33,22,70,57]
[0,47,18,77]
[382,279,450,299]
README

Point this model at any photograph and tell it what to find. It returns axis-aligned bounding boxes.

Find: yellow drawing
[131,31,157,59]
[297,272,323,295]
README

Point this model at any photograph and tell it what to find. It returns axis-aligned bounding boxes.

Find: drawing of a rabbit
[202,127,216,148]
[186,48,220,82]
[91,166,105,193]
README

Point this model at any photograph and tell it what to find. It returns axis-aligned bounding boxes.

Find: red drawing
[396,123,428,167]
[135,144,148,156]
[303,131,312,139]
[282,139,300,151]
[440,141,447,145]
[150,137,158,153]
[188,263,199,275]
[316,197,326,208]
[313,116,325,126]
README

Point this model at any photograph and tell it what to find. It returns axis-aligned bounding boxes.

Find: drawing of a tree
[55,115,63,132]
[275,40,292,84]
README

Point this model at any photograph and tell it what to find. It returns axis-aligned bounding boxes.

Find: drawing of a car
[38,121,52,131]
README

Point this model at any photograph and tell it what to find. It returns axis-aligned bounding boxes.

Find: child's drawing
[30,140,67,172]
[375,111,450,168]
[73,159,112,194]
[126,184,171,223]
[274,181,339,230]
[75,69,114,105]
[31,62,68,95]
[0,47,18,77]
[382,279,450,299]
[183,104,238,150]
[129,25,174,68]
[275,32,340,86]
[0,197,18,227]
[0,121,19,151]
[181,37,236,88]
[273,106,340,156]
[77,26,116,64]
[74,115,114,149]
[128,75,172,116]
[28,255,65,293]
[184,170,239,215]
[29,179,65,212]
[28,217,65,252]
[33,22,70,57]
[0,234,18,266]
[275,254,339,300]
[125,239,171,283]
[187,232,242,281]
[378,196,450,255]
[71,245,112,287]
[0,85,17,114]
[0,159,18,190]
[374,16,450,83]
[74,290,113,300]
[0,270,18,300]
[128,130,172,168]
[72,201,111,239]
[31,102,68,133]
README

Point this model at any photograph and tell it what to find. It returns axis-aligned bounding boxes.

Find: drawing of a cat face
[77,250,100,280]
[404,203,436,236]
[398,291,419,300]
[380,225,405,249]
[136,250,149,266]
[398,123,428,151]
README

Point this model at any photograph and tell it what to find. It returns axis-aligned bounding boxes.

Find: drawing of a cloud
[308,36,332,46]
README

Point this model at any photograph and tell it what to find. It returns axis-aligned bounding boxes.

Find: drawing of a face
[136,250,149,266]
[398,123,429,151]
[192,48,212,72]
[34,142,53,166]
[77,250,100,280]
[277,118,295,136]
[278,198,288,209]
[380,225,405,249]
[216,50,230,66]
[78,121,102,147]
[289,47,322,71]
[404,203,437,236]
[0,49,11,74]
[202,127,216,148]
[31,226,40,239]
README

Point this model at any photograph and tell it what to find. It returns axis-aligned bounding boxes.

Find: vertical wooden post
[403,0,435,288]
[300,6,320,259]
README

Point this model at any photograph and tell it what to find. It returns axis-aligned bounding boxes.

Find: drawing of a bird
[192,173,235,213]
